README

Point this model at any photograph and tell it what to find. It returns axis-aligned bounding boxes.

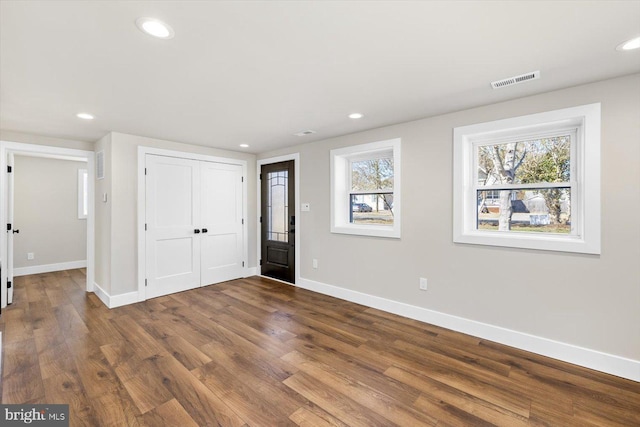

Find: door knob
[202,228,208,233]
[12,229,19,234]
[194,229,201,234]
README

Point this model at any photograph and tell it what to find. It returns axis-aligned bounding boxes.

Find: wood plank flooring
[1,269,639,426]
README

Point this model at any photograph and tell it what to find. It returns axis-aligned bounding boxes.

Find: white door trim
[257,153,300,285]
[0,141,95,309]
[137,146,248,302]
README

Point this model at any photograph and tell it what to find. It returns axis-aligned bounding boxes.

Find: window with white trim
[453,103,601,254]
[331,138,401,238]
[78,168,88,219]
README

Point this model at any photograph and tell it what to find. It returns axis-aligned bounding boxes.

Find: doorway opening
[0,141,95,310]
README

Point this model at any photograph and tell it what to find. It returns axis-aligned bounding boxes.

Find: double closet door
[145,154,244,300]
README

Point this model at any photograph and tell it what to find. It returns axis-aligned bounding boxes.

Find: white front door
[145,155,201,299]
[200,162,244,285]
[145,155,244,300]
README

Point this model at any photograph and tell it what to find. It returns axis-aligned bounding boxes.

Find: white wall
[94,133,112,294]
[0,130,94,151]
[13,155,87,271]
[259,74,640,372]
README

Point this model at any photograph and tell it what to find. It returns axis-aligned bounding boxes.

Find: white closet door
[145,155,201,299]
[200,161,244,285]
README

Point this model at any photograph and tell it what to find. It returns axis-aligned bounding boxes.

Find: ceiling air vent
[491,70,540,89]
[293,130,316,136]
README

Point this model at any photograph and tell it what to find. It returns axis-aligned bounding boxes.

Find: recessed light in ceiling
[76,112,94,120]
[239,144,249,148]
[348,113,364,119]
[616,36,640,51]
[136,17,175,39]
[293,130,316,136]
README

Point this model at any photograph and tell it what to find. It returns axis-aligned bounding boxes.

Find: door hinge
[242,218,244,225]
[259,216,262,223]
[145,168,147,175]
[145,279,148,287]
[259,173,262,180]
[7,223,11,231]
[260,259,263,266]
[241,176,244,182]
[145,223,147,231]
[242,261,245,267]
[7,280,12,289]
[7,166,12,173]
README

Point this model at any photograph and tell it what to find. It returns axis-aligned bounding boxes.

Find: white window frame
[453,103,601,254]
[331,138,401,238]
[78,168,88,219]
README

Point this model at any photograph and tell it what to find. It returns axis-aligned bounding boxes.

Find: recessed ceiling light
[76,113,94,120]
[616,36,640,51]
[136,17,175,39]
[348,113,364,119]
[239,144,249,148]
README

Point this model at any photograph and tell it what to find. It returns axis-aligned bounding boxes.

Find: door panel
[261,160,295,283]
[155,237,196,278]
[146,155,201,299]
[200,162,243,284]
[154,163,196,227]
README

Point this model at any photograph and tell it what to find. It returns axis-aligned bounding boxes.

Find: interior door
[200,161,244,284]
[261,160,295,283]
[145,155,201,299]
[7,152,15,304]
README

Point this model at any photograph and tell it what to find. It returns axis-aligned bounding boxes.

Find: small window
[78,169,88,219]
[331,139,401,238]
[454,104,601,254]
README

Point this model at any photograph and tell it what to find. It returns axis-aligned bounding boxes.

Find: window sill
[331,223,401,239]
[454,230,599,254]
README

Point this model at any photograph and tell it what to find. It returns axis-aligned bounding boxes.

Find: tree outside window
[476,134,572,234]
[350,157,394,225]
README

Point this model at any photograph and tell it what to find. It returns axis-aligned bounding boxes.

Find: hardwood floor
[1,270,639,426]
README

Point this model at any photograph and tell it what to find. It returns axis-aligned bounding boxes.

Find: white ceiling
[1,1,639,153]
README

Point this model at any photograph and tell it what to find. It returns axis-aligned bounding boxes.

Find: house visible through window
[453,103,601,254]
[331,138,401,238]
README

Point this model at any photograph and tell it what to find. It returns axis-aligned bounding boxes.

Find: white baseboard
[244,267,257,277]
[14,260,87,277]
[110,291,139,308]
[297,277,640,383]
[93,282,110,308]
[93,282,139,309]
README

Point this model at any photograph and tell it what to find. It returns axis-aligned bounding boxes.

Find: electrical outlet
[27,252,35,260]
[419,277,428,291]
[312,259,318,269]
